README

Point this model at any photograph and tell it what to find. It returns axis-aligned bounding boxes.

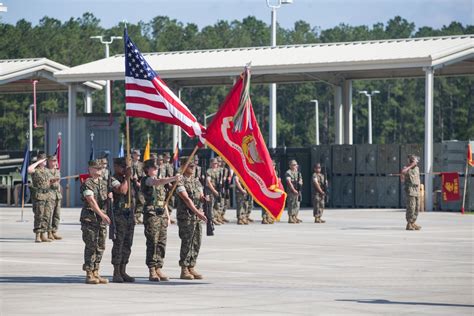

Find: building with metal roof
[53,35,474,208]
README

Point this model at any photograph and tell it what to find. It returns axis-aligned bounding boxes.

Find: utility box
[377,144,400,175]
[332,145,355,175]
[355,144,377,174]
[377,176,400,208]
[442,141,468,174]
[355,176,378,207]
[45,113,120,207]
[331,175,354,207]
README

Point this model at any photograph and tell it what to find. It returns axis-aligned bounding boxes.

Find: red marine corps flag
[204,66,286,220]
[441,172,460,202]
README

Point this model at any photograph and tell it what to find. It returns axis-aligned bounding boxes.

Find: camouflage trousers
[81,221,107,271]
[144,213,168,268]
[48,197,61,232]
[236,193,252,219]
[32,199,50,233]
[133,189,145,221]
[313,195,324,218]
[177,216,202,267]
[111,212,135,265]
[261,210,272,221]
[406,195,420,223]
[211,195,222,219]
[286,194,300,217]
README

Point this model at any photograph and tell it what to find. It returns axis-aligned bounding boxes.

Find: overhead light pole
[266,0,293,148]
[310,99,319,145]
[358,90,380,144]
[90,35,122,113]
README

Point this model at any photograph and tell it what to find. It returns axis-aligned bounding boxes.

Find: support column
[334,86,343,145]
[343,80,353,144]
[424,67,434,211]
[67,84,77,206]
[85,89,93,113]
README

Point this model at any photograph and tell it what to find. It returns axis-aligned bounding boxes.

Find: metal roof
[54,35,474,87]
[0,58,104,93]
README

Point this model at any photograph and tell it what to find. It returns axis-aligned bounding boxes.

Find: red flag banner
[204,67,286,219]
[467,143,474,167]
[79,173,90,184]
[441,172,460,202]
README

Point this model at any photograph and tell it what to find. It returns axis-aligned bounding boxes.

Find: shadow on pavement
[0,237,34,243]
[336,299,474,308]
[0,276,84,284]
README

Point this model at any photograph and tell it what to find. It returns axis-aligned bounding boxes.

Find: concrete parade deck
[0,207,473,315]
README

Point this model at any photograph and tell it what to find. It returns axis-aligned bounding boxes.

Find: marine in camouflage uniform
[163,152,177,223]
[131,149,145,224]
[46,155,63,240]
[262,160,278,224]
[206,158,224,225]
[218,158,231,223]
[110,158,135,283]
[235,176,253,225]
[28,153,53,243]
[312,163,326,223]
[80,159,111,285]
[285,160,303,224]
[141,159,180,282]
[176,156,208,280]
[401,155,422,231]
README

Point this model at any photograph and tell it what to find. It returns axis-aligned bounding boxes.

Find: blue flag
[20,144,30,185]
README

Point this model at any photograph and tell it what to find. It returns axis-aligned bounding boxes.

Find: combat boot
[35,233,41,243]
[52,232,62,240]
[261,217,269,224]
[188,266,203,280]
[112,265,124,283]
[149,267,160,282]
[406,223,415,230]
[180,266,194,280]
[242,217,249,225]
[221,215,230,223]
[288,215,295,223]
[237,218,244,225]
[47,232,55,241]
[295,215,303,223]
[155,268,169,281]
[314,217,320,223]
[40,232,52,242]
[268,217,275,224]
[85,271,99,284]
[120,264,135,282]
[247,216,254,223]
[93,270,109,284]
[412,222,422,230]
[320,218,326,223]
[212,218,221,226]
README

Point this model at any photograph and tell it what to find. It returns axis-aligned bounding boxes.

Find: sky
[1,0,472,31]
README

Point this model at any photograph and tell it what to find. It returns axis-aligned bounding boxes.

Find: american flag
[124,30,205,140]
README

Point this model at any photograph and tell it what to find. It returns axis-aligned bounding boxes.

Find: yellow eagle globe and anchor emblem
[242,135,262,164]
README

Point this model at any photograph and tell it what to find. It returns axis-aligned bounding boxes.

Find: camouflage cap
[37,153,47,160]
[47,154,57,161]
[113,157,126,167]
[289,159,298,166]
[210,158,218,163]
[88,159,103,169]
[132,148,141,154]
[180,156,192,166]
[408,154,419,163]
[156,154,164,161]
[163,152,171,158]
[143,159,158,169]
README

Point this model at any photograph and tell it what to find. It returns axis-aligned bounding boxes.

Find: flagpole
[461,156,469,214]
[164,144,199,208]
[126,116,132,207]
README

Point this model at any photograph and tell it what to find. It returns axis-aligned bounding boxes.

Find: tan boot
[40,233,52,242]
[35,233,41,243]
[47,232,55,240]
[320,218,326,223]
[237,218,244,225]
[52,232,62,240]
[288,215,295,223]
[247,217,254,223]
[149,267,160,281]
[221,215,229,223]
[212,218,221,225]
[242,217,249,225]
[180,266,194,280]
[406,223,415,230]
[314,217,320,223]
[85,271,99,284]
[188,266,203,280]
[268,217,275,224]
[120,264,135,282]
[295,215,303,223]
[112,265,124,283]
[93,269,109,284]
[412,222,422,230]
[155,268,169,281]
[261,217,269,224]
